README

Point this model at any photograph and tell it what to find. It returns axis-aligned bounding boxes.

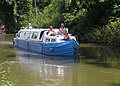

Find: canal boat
[13,28,80,56]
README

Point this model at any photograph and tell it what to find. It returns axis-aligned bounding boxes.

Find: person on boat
[2,25,8,34]
[48,26,56,36]
[64,31,71,40]
[48,26,54,32]
[58,23,67,35]
[28,23,32,29]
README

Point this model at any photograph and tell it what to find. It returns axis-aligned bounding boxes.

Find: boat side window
[46,31,49,35]
[26,32,31,39]
[31,32,39,39]
[20,32,24,38]
[51,39,56,42]
[24,32,27,38]
[45,38,50,42]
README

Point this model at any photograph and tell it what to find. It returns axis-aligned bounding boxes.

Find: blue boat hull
[13,39,80,56]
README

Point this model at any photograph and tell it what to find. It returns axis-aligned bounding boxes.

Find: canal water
[0,34,120,86]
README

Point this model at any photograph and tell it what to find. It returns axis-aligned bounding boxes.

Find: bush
[94,19,120,46]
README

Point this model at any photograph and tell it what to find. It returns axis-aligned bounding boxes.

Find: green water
[0,34,120,86]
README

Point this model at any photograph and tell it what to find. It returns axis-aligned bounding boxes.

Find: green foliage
[94,19,120,46]
[65,0,120,45]
[35,0,52,11]
[41,0,63,27]
[0,0,120,46]
[0,75,14,86]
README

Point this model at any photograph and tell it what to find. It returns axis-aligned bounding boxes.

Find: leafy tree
[0,0,120,46]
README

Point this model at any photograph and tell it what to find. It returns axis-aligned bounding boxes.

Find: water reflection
[10,50,78,86]
[17,51,70,76]
[80,46,120,68]
[6,48,120,86]
[0,35,120,86]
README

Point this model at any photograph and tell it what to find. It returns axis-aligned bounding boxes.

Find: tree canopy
[0,0,120,46]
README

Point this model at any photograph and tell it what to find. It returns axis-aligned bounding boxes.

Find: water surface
[0,34,120,86]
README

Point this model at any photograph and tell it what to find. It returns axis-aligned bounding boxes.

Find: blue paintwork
[14,39,80,56]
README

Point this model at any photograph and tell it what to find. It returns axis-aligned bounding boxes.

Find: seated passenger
[48,26,56,36]
[58,23,67,35]
[64,32,70,40]
[48,26,54,32]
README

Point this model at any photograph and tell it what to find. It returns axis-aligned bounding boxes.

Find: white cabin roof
[19,28,60,33]
[19,28,48,32]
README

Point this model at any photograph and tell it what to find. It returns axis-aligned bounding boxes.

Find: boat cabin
[15,28,76,43]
